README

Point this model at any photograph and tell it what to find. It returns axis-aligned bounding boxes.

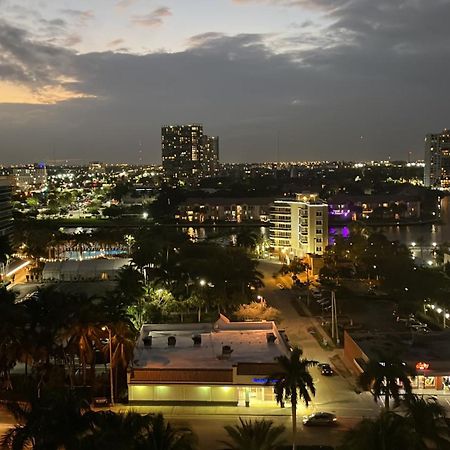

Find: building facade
[161,124,219,185]
[424,129,450,188]
[13,163,48,192]
[199,135,219,177]
[128,316,289,406]
[329,193,421,221]
[344,330,450,393]
[175,197,272,223]
[0,177,13,241]
[270,193,328,258]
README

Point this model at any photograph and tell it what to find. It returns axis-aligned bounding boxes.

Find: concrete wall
[343,331,368,375]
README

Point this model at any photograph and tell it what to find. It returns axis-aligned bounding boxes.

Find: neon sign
[252,378,279,384]
[416,362,430,370]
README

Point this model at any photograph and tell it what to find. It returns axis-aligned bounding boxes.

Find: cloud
[232,0,348,10]
[115,0,137,9]
[107,38,125,48]
[0,20,91,102]
[131,6,172,27]
[60,9,94,26]
[1,0,450,163]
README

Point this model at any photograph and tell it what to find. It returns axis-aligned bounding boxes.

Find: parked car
[303,412,337,426]
[320,363,334,376]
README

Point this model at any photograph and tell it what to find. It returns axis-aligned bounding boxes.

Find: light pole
[102,325,114,406]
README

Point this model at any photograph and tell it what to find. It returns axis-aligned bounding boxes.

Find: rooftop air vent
[168,336,176,347]
[143,333,152,347]
[222,345,233,359]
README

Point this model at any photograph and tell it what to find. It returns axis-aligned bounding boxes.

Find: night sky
[0,0,449,164]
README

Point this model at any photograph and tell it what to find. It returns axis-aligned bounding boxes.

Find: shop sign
[252,378,279,384]
[416,362,430,370]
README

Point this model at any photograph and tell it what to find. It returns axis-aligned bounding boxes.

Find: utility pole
[331,290,340,345]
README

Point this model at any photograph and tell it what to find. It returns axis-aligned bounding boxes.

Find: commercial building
[424,129,450,188]
[0,177,13,241]
[161,124,219,185]
[270,193,328,258]
[13,163,48,192]
[344,330,450,393]
[128,316,289,405]
[175,197,273,223]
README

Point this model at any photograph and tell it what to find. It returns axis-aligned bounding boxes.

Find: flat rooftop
[348,329,450,375]
[132,316,289,370]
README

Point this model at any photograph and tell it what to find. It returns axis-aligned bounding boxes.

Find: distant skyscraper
[424,129,450,188]
[199,135,219,177]
[0,177,13,241]
[161,124,219,185]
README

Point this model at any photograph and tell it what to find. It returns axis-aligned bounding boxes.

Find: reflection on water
[334,196,450,246]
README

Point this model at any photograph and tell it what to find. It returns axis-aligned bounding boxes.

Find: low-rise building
[329,193,421,221]
[128,316,289,405]
[344,330,450,392]
[176,197,273,223]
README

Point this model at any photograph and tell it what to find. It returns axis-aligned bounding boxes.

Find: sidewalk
[111,404,292,416]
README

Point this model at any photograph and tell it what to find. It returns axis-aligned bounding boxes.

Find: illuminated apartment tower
[199,135,219,177]
[0,177,13,240]
[270,193,328,258]
[161,124,219,185]
[424,129,450,188]
[161,124,203,186]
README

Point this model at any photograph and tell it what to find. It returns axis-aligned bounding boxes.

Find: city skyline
[1,0,450,164]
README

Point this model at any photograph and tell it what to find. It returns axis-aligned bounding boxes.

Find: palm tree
[272,347,318,450]
[0,289,23,390]
[60,295,104,386]
[404,395,450,449]
[220,418,286,450]
[1,391,93,450]
[340,410,422,450]
[80,410,152,450]
[139,413,197,450]
[0,235,12,277]
[103,321,136,400]
[358,356,416,410]
[235,229,259,251]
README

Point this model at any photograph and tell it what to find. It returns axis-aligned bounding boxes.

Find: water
[332,197,450,247]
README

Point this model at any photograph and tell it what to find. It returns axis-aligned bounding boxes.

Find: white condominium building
[270,193,328,257]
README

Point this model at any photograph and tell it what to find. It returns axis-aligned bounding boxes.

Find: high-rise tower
[424,129,450,188]
[161,124,219,185]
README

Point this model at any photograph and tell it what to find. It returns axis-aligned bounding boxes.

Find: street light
[101,325,114,406]
[199,279,206,287]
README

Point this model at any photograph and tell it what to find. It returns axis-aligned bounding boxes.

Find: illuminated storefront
[128,316,289,405]
[344,330,450,393]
